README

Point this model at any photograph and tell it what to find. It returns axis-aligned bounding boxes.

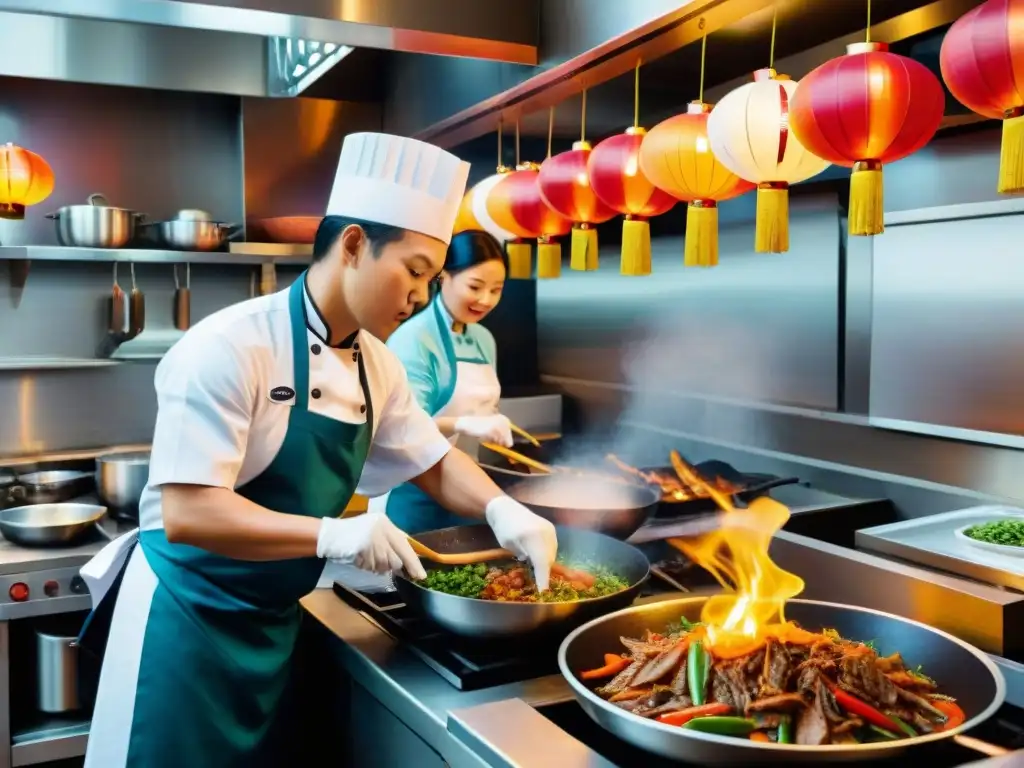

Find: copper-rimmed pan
[559,597,1007,764]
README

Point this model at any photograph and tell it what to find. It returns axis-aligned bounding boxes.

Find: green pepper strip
[887,714,918,739]
[683,716,758,736]
[687,641,709,706]
[777,718,793,744]
[869,725,900,741]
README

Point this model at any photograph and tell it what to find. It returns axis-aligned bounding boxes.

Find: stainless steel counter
[301,587,1024,767]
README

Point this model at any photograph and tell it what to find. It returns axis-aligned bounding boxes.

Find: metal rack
[0,244,311,267]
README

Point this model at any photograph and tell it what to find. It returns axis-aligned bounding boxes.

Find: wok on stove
[559,598,1005,764]
[393,524,650,638]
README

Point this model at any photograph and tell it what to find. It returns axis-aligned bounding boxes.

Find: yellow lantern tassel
[620,216,651,276]
[537,237,561,279]
[570,223,599,271]
[506,240,532,279]
[998,108,1024,195]
[684,201,718,268]
[755,183,789,253]
[849,160,884,237]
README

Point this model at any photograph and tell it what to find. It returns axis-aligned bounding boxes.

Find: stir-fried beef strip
[796,681,832,745]
[582,619,963,746]
[634,641,689,687]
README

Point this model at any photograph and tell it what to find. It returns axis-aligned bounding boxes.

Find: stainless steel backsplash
[538,125,1024,502]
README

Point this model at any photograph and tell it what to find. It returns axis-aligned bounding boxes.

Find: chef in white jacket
[80,132,557,768]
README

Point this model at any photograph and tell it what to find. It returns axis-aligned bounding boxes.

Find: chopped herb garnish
[963,519,1024,548]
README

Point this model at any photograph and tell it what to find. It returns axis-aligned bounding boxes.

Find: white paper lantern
[707,69,830,253]
[453,171,516,243]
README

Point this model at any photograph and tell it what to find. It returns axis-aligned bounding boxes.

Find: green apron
[386,300,487,534]
[128,274,373,767]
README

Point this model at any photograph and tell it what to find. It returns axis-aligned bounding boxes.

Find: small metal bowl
[0,503,106,547]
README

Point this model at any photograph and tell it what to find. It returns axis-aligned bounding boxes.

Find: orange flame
[667,451,805,658]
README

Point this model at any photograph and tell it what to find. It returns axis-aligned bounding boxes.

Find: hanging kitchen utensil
[249,268,257,298]
[128,263,145,339]
[406,535,511,566]
[108,263,130,340]
[173,263,190,331]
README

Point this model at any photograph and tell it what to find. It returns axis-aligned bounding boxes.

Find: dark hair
[444,230,508,275]
[312,216,407,262]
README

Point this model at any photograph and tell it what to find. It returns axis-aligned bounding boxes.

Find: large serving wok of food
[557,452,1006,763]
[559,598,1005,763]
[392,524,650,638]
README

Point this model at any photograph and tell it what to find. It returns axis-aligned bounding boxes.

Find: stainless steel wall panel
[242,97,381,220]
[869,212,1024,441]
[0,76,243,247]
[537,194,841,411]
[0,11,267,96]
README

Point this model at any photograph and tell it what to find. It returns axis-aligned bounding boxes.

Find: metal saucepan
[138,209,240,251]
[392,524,650,638]
[95,451,149,521]
[559,597,1006,764]
[46,193,143,249]
[482,465,660,540]
[0,503,107,547]
[8,470,94,506]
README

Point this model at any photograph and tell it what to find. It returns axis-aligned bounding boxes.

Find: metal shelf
[0,245,310,266]
[11,715,89,766]
[0,358,123,371]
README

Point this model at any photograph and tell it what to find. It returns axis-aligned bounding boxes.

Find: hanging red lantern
[486,163,571,279]
[639,102,755,267]
[0,143,54,220]
[537,142,617,272]
[589,127,678,276]
[940,0,1024,194]
[789,42,945,237]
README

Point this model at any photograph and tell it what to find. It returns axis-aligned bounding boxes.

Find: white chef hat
[326,132,470,245]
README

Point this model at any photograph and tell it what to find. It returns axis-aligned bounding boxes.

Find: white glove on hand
[317,515,427,581]
[485,496,558,590]
[454,414,514,447]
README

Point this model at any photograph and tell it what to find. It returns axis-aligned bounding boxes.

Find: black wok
[393,524,650,638]
[559,597,1006,764]
[481,464,660,540]
[644,459,800,518]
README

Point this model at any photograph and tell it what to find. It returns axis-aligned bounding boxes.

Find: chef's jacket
[136,276,452,532]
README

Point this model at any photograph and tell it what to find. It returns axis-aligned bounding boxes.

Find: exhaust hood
[0,0,538,98]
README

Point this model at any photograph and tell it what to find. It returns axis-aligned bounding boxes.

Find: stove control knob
[43,580,59,597]
[69,576,87,594]
[8,583,28,602]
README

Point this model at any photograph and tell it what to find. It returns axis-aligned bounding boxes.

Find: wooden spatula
[508,422,541,448]
[407,536,511,566]
[481,442,553,474]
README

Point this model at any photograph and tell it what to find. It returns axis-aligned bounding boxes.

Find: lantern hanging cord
[634,61,641,129]
[497,118,503,168]
[698,19,708,103]
[547,107,554,159]
[769,2,777,68]
[580,88,587,143]
[515,120,520,166]
[866,0,872,42]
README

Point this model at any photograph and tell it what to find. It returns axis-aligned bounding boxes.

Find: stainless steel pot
[95,451,149,520]
[9,470,94,506]
[46,193,142,248]
[138,219,240,251]
[0,503,106,547]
